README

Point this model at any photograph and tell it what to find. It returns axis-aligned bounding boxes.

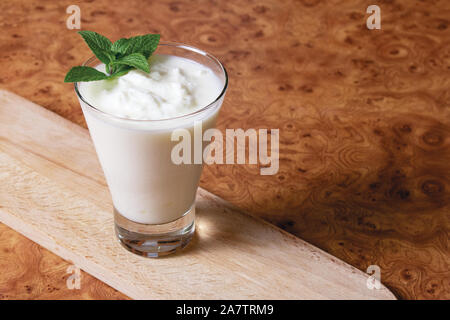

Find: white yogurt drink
[75,43,227,257]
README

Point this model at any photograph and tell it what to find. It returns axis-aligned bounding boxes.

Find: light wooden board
[0,90,395,300]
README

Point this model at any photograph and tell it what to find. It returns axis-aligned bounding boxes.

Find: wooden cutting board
[0,90,395,299]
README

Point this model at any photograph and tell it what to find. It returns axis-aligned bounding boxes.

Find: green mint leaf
[111,53,150,73]
[107,70,131,80]
[139,34,160,58]
[78,31,113,64]
[111,34,160,58]
[107,65,132,79]
[64,66,108,82]
[114,64,133,73]
[111,38,132,55]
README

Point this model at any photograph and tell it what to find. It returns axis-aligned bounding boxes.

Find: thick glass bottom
[114,205,195,258]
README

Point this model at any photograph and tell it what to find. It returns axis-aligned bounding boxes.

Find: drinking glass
[75,43,228,257]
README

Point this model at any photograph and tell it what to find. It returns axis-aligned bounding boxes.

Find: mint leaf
[111,34,160,58]
[108,69,131,79]
[111,53,150,73]
[64,66,108,82]
[108,69,131,80]
[139,34,161,58]
[111,38,132,55]
[107,64,132,79]
[78,31,113,64]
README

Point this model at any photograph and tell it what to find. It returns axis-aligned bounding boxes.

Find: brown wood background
[0,0,449,299]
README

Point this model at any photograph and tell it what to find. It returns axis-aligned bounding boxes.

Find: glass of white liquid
[75,43,227,257]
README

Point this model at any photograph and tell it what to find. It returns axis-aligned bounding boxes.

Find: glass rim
[74,41,228,123]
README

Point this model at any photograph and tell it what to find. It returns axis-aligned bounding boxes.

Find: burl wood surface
[0,0,448,299]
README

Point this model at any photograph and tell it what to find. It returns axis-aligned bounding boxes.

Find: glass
[74,43,228,257]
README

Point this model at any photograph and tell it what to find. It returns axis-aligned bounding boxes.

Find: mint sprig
[64,31,160,83]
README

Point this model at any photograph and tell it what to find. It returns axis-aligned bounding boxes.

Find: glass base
[114,205,195,258]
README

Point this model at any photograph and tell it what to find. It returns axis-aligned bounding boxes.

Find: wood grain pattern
[0,89,396,299]
[0,0,449,299]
